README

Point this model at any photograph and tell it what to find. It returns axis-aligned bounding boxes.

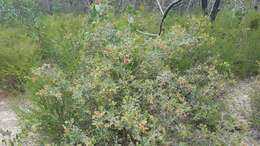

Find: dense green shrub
[212,10,260,78]
[0,24,39,89]
[160,11,260,78]
[19,17,242,145]
[35,15,86,75]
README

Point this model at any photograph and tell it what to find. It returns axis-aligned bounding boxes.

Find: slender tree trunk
[253,0,260,11]
[90,0,94,4]
[210,0,221,21]
[69,0,73,9]
[134,0,142,10]
[202,0,208,15]
[42,0,53,15]
[186,0,193,13]
[114,0,123,14]
[81,0,88,13]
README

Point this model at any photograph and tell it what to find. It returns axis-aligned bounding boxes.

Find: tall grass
[35,15,87,75]
[0,24,39,89]
[212,10,260,78]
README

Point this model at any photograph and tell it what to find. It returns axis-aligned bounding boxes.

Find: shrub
[0,24,39,89]
[167,16,216,73]
[212,10,260,78]
[35,15,86,75]
[19,17,241,145]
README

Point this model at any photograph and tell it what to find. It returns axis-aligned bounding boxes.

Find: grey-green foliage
[18,15,241,145]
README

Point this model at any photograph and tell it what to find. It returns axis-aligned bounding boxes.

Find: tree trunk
[201,0,208,15]
[253,0,260,11]
[210,0,221,21]
[41,0,53,14]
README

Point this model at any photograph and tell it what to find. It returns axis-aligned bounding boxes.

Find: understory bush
[163,11,260,78]
[212,10,260,78]
[35,15,86,75]
[0,24,39,89]
[19,16,242,145]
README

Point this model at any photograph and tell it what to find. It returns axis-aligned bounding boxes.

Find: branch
[159,0,182,35]
[136,29,158,37]
[201,0,208,15]
[209,0,221,21]
[186,0,194,13]
[156,0,164,15]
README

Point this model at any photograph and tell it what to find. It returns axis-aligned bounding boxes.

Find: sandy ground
[0,90,20,145]
[226,78,260,145]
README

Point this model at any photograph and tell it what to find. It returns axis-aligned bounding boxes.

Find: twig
[186,0,193,13]
[156,0,164,15]
[209,0,221,21]
[159,0,182,35]
[136,29,158,37]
